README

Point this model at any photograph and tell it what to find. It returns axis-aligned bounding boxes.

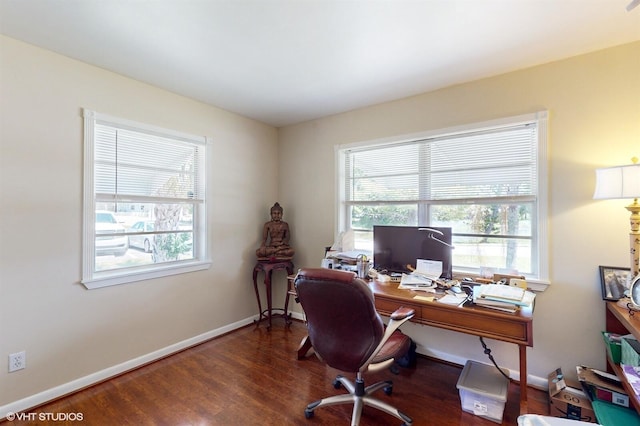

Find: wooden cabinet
[605,301,640,412]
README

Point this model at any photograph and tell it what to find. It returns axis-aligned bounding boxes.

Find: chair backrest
[294,268,385,372]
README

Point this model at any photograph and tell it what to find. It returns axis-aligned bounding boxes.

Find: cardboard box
[548,368,597,423]
[576,365,630,408]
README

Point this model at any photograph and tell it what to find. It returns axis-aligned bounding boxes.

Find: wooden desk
[368,280,534,411]
[295,278,534,410]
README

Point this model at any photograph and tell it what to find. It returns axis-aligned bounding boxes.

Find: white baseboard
[1,311,544,419]
[416,346,547,391]
[0,316,257,419]
[290,311,305,321]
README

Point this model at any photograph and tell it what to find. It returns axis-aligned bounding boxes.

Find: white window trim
[335,111,550,291]
[81,109,211,289]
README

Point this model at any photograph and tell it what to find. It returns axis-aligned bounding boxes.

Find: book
[484,290,535,307]
[472,285,535,309]
[475,284,535,307]
[477,284,525,301]
[474,297,520,308]
[472,287,519,312]
[474,303,518,313]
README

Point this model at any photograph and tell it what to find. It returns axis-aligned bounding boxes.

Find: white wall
[1,33,639,413]
[0,35,280,410]
[278,42,640,387]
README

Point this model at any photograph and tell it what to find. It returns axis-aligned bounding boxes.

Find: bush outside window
[82,110,210,289]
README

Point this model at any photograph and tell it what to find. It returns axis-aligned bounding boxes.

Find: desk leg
[282,265,294,327]
[519,344,528,413]
[283,287,292,327]
[297,335,313,360]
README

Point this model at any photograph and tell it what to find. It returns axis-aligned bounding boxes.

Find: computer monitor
[373,225,453,279]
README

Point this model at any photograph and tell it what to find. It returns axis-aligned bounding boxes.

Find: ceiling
[1,1,639,127]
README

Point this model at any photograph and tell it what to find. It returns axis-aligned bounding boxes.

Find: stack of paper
[398,273,437,292]
[472,284,535,312]
[437,293,468,306]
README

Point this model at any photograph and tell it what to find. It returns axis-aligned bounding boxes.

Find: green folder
[592,400,640,426]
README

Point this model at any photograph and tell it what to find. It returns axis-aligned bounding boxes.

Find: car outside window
[82,109,210,289]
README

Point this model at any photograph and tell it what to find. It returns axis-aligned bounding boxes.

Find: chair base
[304,374,412,426]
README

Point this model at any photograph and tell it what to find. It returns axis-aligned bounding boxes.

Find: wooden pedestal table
[252,259,294,329]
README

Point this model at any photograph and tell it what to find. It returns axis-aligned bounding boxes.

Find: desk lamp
[593,157,640,278]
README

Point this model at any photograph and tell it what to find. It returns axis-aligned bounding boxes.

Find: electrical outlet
[9,351,26,372]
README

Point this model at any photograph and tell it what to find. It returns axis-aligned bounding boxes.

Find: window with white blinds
[338,112,548,281]
[82,109,210,289]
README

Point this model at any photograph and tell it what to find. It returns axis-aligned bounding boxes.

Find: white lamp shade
[593,164,640,200]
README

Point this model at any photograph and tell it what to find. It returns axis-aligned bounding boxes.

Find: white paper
[399,273,436,291]
[416,259,442,279]
[400,273,432,285]
[437,294,466,306]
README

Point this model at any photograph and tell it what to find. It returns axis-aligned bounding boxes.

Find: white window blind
[82,109,210,289]
[338,112,548,282]
[94,124,205,204]
[345,124,537,204]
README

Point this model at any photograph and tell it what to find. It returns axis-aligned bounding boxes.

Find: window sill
[81,259,211,289]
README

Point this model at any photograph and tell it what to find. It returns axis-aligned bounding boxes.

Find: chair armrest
[360,307,415,372]
[390,307,415,321]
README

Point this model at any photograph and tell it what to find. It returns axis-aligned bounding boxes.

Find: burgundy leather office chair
[294,268,415,426]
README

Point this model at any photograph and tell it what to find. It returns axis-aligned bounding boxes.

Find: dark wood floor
[6,320,548,425]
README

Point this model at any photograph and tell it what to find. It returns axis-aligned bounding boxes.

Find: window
[337,112,548,282]
[82,109,210,289]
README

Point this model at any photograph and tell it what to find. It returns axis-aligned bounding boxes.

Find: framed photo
[600,266,631,301]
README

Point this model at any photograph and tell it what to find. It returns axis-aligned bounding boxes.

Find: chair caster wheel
[332,378,343,389]
[304,409,314,419]
[383,385,393,395]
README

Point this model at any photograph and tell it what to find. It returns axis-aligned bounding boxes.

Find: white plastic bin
[456,360,509,424]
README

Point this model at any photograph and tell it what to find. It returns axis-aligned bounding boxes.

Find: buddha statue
[256,202,294,260]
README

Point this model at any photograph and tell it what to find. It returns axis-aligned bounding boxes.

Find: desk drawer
[422,306,531,345]
[375,297,422,321]
[371,287,532,346]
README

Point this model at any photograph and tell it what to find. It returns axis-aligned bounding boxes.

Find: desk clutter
[321,249,370,277]
[471,283,536,312]
[371,267,536,311]
[320,243,535,311]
